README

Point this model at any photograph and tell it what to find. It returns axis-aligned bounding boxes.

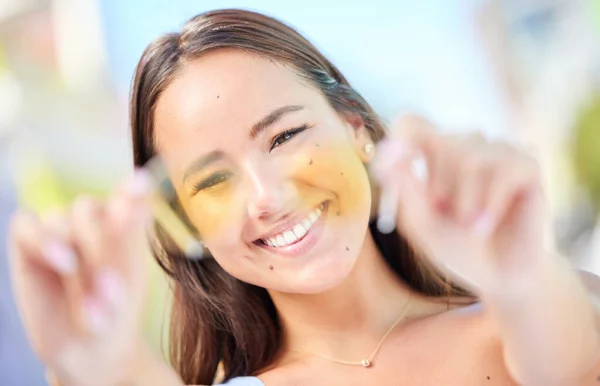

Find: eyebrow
[182,105,304,183]
[182,150,225,183]
[249,105,304,139]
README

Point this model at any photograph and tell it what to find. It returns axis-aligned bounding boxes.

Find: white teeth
[301,219,312,230]
[276,234,285,247]
[283,230,297,244]
[262,204,325,248]
[293,223,307,239]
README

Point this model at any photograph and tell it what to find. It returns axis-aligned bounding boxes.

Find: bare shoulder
[432,299,520,385]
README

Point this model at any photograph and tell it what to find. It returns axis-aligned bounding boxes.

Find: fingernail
[83,297,109,335]
[95,268,123,307]
[377,214,396,234]
[125,169,153,197]
[410,156,428,182]
[43,241,77,274]
[472,213,495,238]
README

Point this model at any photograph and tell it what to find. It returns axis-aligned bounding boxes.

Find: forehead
[153,50,319,157]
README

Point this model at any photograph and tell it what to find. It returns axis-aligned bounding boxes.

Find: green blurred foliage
[573,94,600,212]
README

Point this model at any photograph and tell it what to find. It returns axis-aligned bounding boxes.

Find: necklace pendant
[361,359,371,368]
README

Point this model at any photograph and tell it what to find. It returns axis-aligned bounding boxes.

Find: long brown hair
[130,9,474,384]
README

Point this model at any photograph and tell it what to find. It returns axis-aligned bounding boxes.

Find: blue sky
[99,0,507,135]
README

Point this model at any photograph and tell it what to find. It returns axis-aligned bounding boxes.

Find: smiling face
[154,49,375,293]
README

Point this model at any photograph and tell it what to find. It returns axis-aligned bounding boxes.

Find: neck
[268,231,418,360]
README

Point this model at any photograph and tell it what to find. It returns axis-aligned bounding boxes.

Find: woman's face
[154,50,374,293]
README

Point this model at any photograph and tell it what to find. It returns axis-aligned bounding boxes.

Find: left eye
[270,124,309,151]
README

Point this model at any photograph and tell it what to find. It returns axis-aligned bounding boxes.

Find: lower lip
[258,202,328,258]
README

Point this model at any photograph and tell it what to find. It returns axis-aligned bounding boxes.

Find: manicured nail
[410,156,428,182]
[125,169,153,197]
[83,297,109,335]
[472,213,495,238]
[377,214,396,234]
[43,241,77,274]
[96,268,123,307]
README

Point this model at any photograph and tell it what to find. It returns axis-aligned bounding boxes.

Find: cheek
[294,140,372,217]
[184,186,244,239]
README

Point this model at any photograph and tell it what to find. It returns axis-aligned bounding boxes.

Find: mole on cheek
[269,265,274,271]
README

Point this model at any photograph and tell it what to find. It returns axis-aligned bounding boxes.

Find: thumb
[371,138,434,240]
[106,170,153,316]
[393,153,436,242]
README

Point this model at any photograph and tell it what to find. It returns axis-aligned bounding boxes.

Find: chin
[215,197,372,294]
[281,254,358,294]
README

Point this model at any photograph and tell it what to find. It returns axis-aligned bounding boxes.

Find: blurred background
[1,0,599,384]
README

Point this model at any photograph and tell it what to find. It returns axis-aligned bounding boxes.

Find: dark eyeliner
[270,124,309,151]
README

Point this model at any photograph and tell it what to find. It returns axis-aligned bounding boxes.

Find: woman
[8,9,600,385]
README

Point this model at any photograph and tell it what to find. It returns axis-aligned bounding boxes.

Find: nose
[244,160,285,220]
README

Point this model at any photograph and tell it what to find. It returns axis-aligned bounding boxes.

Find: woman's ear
[343,112,375,163]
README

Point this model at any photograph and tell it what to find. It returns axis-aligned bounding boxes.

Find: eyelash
[270,124,309,151]
[192,172,231,193]
[192,124,310,193]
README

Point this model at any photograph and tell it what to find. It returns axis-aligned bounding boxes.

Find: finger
[105,170,152,282]
[108,169,153,233]
[42,208,126,337]
[389,115,451,210]
[71,196,109,267]
[476,157,539,238]
[428,136,459,212]
[377,177,400,234]
[104,171,153,323]
[433,133,488,218]
[69,195,132,334]
[41,211,87,333]
[370,140,412,233]
[454,151,493,225]
[370,139,413,183]
[10,210,77,275]
[370,135,433,238]
[394,155,437,244]
[8,211,73,351]
[389,114,438,155]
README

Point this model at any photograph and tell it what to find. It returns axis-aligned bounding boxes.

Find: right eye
[192,171,232,193]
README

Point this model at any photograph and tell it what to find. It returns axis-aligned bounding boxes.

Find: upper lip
[254,204,322,242]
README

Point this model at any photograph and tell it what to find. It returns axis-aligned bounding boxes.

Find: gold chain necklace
[290,293,412,368]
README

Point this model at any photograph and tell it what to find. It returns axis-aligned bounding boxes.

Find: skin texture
[8,49,600,386]
[154,50,375,295]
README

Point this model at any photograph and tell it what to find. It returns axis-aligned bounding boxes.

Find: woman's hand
[371,115,548,295]
[8,171,158,386]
